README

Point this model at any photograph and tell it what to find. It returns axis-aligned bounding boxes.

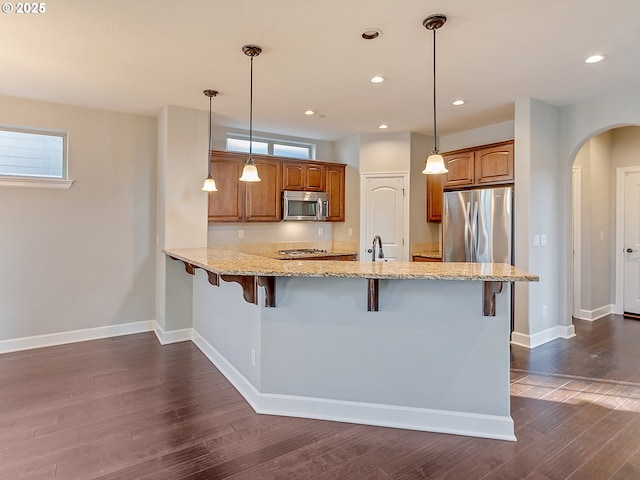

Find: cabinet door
[282,161,326,191]
[305,164,326,191]
[282,163,304,190]
[208,154,244,222]
[443,151,474,188]
[426,173,444,222]
[245,158,282,222]
[326,164,345,222]
[475,142,514,185]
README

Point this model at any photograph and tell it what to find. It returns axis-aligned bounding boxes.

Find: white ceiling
[1,0,639,141]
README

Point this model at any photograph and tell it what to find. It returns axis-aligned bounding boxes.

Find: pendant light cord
[432,27,438,154]
[249,55,254,164]
[208,94,212,177]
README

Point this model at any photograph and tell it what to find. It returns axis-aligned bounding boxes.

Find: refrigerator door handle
[471,201,479,262]
[472,202,480,262]
[464,201,472,262]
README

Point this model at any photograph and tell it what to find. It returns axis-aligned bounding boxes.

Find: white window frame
[0,125,73,189]
[226,134,316,160]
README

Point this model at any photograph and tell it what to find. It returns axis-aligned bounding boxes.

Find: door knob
[627,248,634,253]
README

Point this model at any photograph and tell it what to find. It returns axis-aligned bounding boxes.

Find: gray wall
[0,95,157,341]
[573,132,612,315]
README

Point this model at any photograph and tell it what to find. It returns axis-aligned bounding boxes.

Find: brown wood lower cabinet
[412,256,442,262]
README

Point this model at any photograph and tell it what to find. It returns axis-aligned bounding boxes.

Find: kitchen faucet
[368,235,385,261]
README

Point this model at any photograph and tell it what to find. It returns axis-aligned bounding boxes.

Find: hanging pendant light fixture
[201,89,219,191]
[239,44,262,182]
[422,14,449,175]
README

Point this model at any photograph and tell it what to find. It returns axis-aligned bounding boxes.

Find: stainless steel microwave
[282,190,328,221]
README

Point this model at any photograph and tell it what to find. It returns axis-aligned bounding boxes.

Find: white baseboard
[153,324,193,345]
[511,324,576,349]
[191,330,516,441]
[0,320,157,354]
[574,304,614,321]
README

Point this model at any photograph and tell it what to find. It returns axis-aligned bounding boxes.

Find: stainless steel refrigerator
[442,187,513,264]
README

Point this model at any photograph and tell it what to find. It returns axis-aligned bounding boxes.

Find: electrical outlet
[318,227,323,236]
[540,234,547,246]
[251,349,256,367]
[542,305,548,317]
[238,229,244,238]
[348,228,353,237]
[533,235,541,247]
[600,230,604,241]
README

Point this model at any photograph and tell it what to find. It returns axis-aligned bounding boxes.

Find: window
[226,135,314,160]
[0,127,71,189]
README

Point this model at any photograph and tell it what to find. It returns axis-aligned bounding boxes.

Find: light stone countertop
[411,251,443,260]
[165,247,538,282]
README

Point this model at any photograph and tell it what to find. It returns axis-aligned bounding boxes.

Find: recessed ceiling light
[370,76,385,84]
[361,28,382,40]
[378,124,389,129]
[585,54,606,64]
[304,110,316,116]
[452,99,466,106]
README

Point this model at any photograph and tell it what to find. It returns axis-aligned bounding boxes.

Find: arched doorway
[571,126,640,321]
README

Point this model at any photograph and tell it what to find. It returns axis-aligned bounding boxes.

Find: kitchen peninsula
[165,247,537,441]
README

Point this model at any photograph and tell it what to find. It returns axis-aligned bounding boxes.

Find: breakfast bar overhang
[165,247,538,441]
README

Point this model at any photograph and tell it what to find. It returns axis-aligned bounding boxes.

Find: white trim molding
[192,330,516,441]
[153,323,193,345]
[0,177,73,189]
[0,320,156,354]
[574,304,615,322]
[511,324,576,349]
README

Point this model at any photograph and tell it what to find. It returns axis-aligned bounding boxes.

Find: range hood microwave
[282,190,328,221]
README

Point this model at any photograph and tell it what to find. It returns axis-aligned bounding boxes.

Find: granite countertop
[411,251,443,260]
[164,247,538,282]
[265,250,358,260]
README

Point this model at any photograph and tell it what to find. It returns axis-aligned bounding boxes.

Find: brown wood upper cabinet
[326,163,346,222]
[443,140,514,188]
[207,151,281,222]
[426,140,513,222]
[208,150,346,223]
[282,161,326,191]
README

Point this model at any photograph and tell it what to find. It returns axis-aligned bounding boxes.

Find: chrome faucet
[367,235,385,261]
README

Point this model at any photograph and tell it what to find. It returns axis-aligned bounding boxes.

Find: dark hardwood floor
[1,315,639,479]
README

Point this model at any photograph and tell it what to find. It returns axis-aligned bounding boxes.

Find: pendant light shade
[201,89,219,191]
[421,14,448,175]
[239,44,262,182]
[423,152,447,174]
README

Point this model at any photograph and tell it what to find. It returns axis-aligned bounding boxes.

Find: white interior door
[362,175,407,261]
[623,171,640,314]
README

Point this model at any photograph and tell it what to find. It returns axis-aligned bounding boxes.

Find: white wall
[440,121,515,153]
[156,105,209,332]
[0,95,156,341]
[409,133,440,245]
[333,135,360,244]
[573,133,612,317]
[359,132,411,173]
[512,98,568,347]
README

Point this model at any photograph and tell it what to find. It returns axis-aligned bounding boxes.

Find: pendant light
[201,89,219,191]
[239,44,262,182]
[422,14,449,175]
